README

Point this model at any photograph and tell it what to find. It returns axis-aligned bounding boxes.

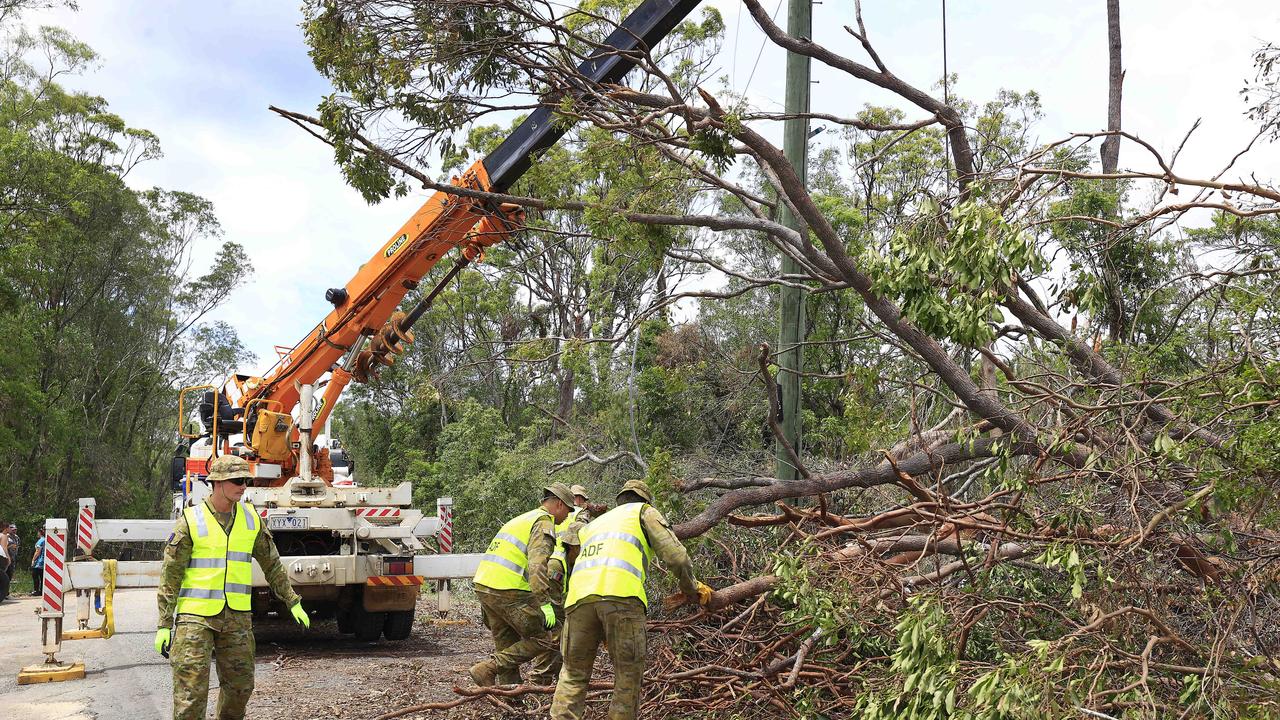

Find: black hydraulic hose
[399,253,473,332]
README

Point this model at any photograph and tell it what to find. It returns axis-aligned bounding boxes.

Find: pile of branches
[638,420,1280,718]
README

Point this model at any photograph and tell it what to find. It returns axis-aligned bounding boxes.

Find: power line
[743,0,786,97]
[732,0,743,88]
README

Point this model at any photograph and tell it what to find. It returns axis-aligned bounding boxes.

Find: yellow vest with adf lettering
[176,501,260,616]
[474,508,551,592]
[565,503,652,609]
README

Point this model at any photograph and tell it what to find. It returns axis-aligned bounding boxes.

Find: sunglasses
[225,478,252,487]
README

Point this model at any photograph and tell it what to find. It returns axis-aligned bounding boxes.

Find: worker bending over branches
[551,478,713,720]
[470,482,576,686]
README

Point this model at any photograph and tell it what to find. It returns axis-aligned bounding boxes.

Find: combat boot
[469,659,498,687]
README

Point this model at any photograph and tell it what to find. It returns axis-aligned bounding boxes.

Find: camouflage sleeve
[641,506,698,597]
[254,527,301,608]
[157,516,192,628]
[546,557,566,606]
[525,515,556,606]
[562,520,585,574]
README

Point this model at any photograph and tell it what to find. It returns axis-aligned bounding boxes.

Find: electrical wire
[732,0,743,88]
[743,0,786,97]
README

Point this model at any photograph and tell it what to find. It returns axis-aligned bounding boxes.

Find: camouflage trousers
[550,598,647,720]
[477,589,560,685]
[171,614,256,720]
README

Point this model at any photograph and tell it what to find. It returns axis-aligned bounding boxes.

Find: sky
[20,0,1280,377]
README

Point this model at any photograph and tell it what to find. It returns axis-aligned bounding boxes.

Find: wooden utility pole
[775,0,811,481]
[1100,0,1123,173]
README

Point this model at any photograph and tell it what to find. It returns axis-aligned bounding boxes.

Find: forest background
[4,0,1280,716]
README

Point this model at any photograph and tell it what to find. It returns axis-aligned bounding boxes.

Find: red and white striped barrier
[434,497,455,616]
[355,507,402,519]
[75,499,96,557]
[42,519,68,618]
[436,498,453,554]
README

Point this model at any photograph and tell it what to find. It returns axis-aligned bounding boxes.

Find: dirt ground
[248,589,549,720]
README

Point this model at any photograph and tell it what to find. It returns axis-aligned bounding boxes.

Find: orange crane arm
[245,162,516,424]
[185,0,704,484]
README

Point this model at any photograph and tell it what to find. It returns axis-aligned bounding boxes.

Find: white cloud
[21,0,1280,378]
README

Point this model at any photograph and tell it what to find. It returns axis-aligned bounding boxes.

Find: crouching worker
[156,455,310,720]
[470,482,576,686]
[551,479,713,720]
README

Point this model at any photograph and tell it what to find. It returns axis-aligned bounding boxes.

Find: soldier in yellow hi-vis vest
[569,484,594,522]
[550,479,713,720]
[155,455,309,720]
[469,482,576,687]
[541,514,588,686]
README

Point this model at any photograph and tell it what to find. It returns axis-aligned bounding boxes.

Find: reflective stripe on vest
[473,507,551,592]
[565,503,652,609]
[176,501,260,616]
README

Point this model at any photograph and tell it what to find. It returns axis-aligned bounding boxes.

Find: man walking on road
[155,455,310,720]
[469,482,575,687]
[550,479,713,720]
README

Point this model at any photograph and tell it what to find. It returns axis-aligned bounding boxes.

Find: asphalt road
[0,588,173,720]
[0,586,485,720]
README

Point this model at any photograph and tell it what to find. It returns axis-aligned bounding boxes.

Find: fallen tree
[298,1,1280,716]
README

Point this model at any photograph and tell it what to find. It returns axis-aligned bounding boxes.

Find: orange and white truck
[25,0,704,677]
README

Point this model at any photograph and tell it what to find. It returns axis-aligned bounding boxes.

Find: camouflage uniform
[534,519,585,686]
[475,513,558,684]
[158,506,300,720]
[551,504,699,720]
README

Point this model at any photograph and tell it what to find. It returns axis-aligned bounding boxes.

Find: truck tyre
[383,610,414,641]
[336,609,355,634]
[353,607,385,642]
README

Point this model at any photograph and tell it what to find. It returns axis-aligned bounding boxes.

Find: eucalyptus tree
[0,15,250,521]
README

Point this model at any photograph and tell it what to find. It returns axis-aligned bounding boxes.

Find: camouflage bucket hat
[616,478,654,504]
[570,484,590,501]
[542,482,575,507]
[206,455,253,483]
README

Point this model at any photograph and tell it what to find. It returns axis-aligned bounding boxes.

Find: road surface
[0,588,171,719]
[0,587,492,720]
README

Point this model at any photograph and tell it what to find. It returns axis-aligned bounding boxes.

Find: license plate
[267,515,309,531]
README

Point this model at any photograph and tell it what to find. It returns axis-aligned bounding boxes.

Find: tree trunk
[554,365,575,437]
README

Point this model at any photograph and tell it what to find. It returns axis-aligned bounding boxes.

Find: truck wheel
[336,609,355,634]
[383,610,415,641]
[353,607,385,642]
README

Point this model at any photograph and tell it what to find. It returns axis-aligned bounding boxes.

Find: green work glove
[540,603,556,629]
[290,601,311,628]
[154,627,171,656]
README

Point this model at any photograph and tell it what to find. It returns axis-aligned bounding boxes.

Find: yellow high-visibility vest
[555,508,581,535]
[176,501,260,616]
[565,503,652,609]
[474,508,551,592]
